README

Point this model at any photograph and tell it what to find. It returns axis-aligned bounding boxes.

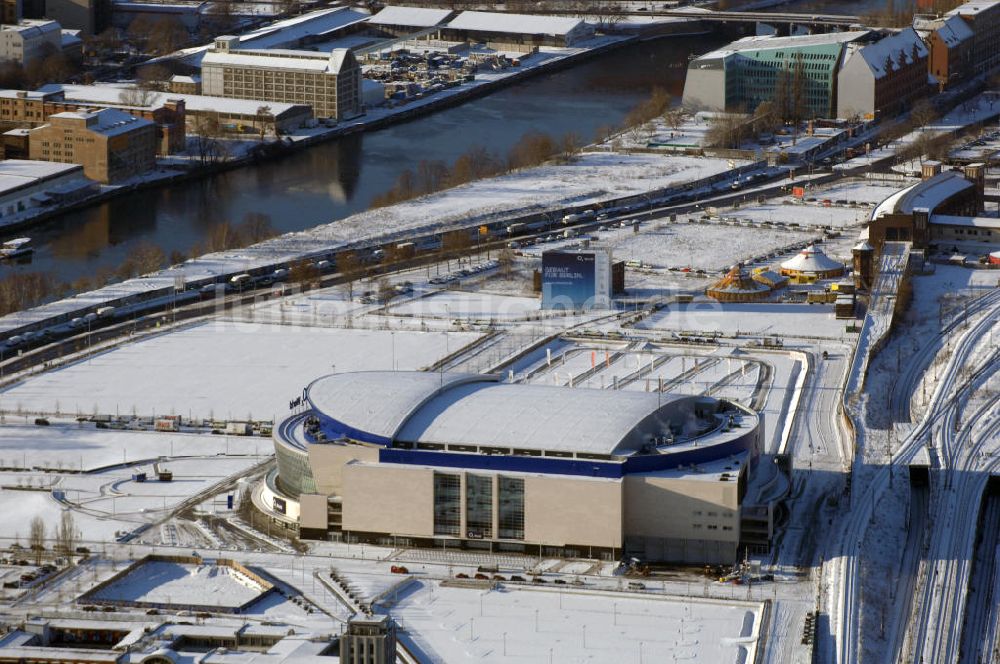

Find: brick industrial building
[28,108,157,183]
[0,89,186,155]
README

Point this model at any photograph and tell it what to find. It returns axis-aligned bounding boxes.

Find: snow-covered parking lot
[390,581,763,663]
[0,322,480,421]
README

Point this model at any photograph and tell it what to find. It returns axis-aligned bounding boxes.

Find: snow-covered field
[719,202,869,229]
[595,222,818,271]
[638,302,849,339]
[0,423,262,471]
[390,581,763,663]
[88,559,266,608]
[388,291,541,319]
[0,322,479,421]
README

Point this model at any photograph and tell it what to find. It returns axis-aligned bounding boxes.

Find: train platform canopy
[447,10,588,38]
[368,6,454,28]
[872,171,974,219]
[930,214,1000,230]
[303,371,731,457]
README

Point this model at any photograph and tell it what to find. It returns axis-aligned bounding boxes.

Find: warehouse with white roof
[367,5,455,36]
[264,371,762,564]
[442,11,594,47]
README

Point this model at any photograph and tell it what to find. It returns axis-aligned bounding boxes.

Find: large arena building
[261,371,762,564]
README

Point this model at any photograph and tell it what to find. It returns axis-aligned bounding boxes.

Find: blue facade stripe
[379,429,758,478]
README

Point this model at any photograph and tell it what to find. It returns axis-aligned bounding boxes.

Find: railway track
[828,293,1000,664]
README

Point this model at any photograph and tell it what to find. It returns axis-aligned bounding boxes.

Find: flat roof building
[367,5,454,37]
[202,36,362,121]
[38,83,313,135]
[27,107,157,183]
[266,371,762,564]
[442,10,594,47]
[0,158,91,220]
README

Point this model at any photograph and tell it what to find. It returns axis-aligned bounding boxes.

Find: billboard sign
[541,250,610,310]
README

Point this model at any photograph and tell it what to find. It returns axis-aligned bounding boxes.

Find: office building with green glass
[683,31,869,117]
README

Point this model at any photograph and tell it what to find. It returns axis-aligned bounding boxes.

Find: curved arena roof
[304,371,715,456]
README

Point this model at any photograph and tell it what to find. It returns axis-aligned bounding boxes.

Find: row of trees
[27,512,75,565]
[0,44,79,91]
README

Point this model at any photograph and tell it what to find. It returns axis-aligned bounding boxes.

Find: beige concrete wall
[307,443,380,496]
[624,475,740,543]
[299,493,329,531]
[524,476,622,548]
[341,464,435,537]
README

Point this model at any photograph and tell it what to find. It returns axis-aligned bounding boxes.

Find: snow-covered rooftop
[695,30,868,61]
[303,371,734,457]
[47,107,154,136]
[368,5,452,28]
[395,378,693,456]
[172,6,370,66]
[0,159,82,181]
[0,18,59,37]
[843,28,927,79]
[203,48,352,74]
[306,371,491,443]
[947,0,1000,18]
[916,14,974,46]
[899,171,973,214]
[930,213,1000,229]
[872,172,973,218]
[447,10,587,36]
[39,83,310,118]
[780,245,845,274]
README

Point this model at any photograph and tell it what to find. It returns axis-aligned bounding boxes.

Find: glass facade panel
[465,474,493,539]
[433,473,461,536]
[498,476,524,540]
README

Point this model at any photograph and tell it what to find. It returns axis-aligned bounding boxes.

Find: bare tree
[148,16,189,55]
[29,516,45,565]
[255,105,272,140]
[497,248,515,279]
[192,111,228,165]
[289,258,319,285]
[376,277,396,305]
[56,511,75,556]
[240,212,275,244]
[336,250,362,301]
[137,63,173,91]
[118,85,156,107]
[129,241,166,275]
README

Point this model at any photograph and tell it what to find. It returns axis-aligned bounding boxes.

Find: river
[4,0,894,284]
